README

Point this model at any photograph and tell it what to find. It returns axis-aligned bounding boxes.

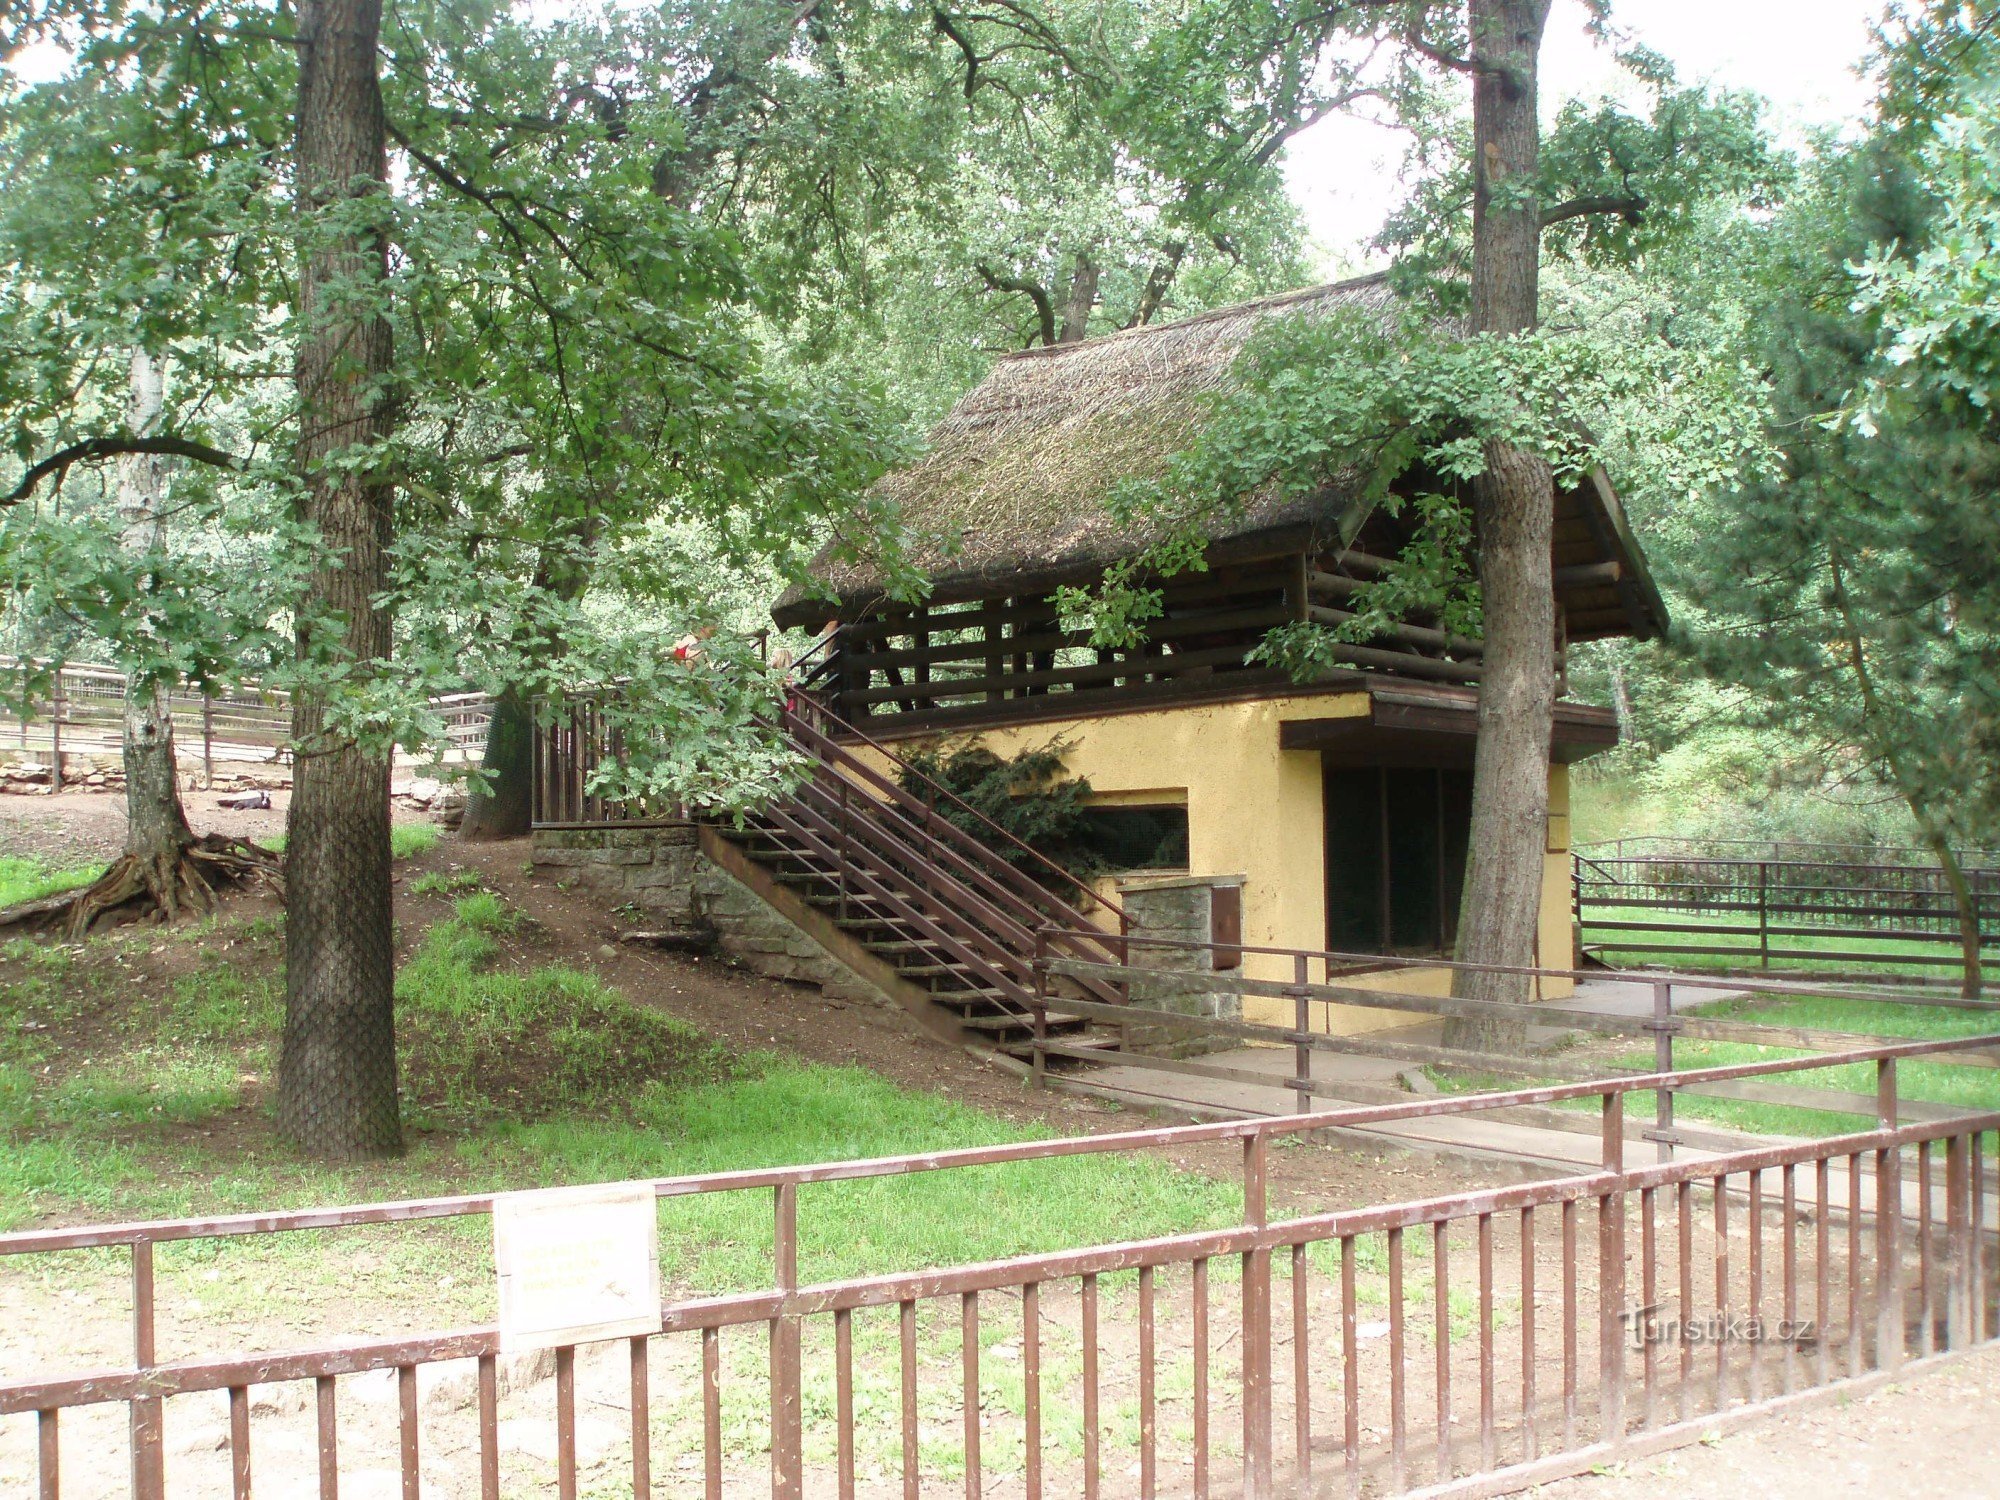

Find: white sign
[493,1182,663,1350]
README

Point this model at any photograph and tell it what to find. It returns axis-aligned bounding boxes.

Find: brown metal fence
[1027,935,2000,1159]
[1573,848,2000,974]
[2,1041,1996,1499]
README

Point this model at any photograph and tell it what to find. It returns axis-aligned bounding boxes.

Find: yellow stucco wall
[859,697,1576,1033]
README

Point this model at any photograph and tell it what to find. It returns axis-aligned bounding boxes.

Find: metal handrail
[773,707,1129,1011]
[786,697,1127,930]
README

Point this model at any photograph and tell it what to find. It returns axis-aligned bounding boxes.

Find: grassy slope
[0,881,1239,1291]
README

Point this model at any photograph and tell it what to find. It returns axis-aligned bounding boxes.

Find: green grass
[256,824,436,859]
[1580,907,1983,982]
[1437,990,2000,1142]
[391,823,440,859]
[0,888,1243,1287]
[1608,990,2000,1139]
[408,868,482,896]
[0,855,103,908]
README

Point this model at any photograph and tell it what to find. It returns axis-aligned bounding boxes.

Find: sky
[1286,0,1888,269]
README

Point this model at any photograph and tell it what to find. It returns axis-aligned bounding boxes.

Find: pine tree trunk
[277,0,402,1158]
[458,684,534,839]
[1443,0,1558,1055]
[117,350,197,865]
[1918,823,1983,999]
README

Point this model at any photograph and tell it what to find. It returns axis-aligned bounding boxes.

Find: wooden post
[1599,1092,1627,1445]
[771,1182,802,1499]
[1876,1058,1903,1370]
[1292,953,1311,1114]
[1241,1133,1273,1498]
[1758,861,1770,969]
[202,690,215,789]
[46,667,66,793]
[1651,979,1674,1163]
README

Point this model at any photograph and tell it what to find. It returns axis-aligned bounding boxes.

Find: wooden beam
[1552,561,1623,589]
[1307,604,1482,658]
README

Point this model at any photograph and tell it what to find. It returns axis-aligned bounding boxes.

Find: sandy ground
[1536,1343,2000,1498]
[0,784,292,862]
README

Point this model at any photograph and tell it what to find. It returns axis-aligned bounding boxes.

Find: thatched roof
[774,274,1665,640]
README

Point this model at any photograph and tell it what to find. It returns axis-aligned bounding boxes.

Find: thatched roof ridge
[774,272,1665,642]
[775,275,1394,624]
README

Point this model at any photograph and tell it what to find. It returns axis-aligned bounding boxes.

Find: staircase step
[957,1013,1090,1038]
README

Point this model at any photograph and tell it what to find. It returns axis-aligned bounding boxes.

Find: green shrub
[898,738,1099,875]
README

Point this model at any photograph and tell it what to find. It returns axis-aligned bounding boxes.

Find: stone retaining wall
[529,824,891,1010]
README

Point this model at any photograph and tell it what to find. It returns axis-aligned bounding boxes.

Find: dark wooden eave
[775,471,1666,643]
[1279,686,1620,766]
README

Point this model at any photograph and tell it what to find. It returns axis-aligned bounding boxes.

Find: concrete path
[1056,977,1994,1226]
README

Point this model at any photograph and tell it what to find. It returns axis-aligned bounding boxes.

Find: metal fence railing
[2,1037,1995,1499]
[1577,836,2000,869]
[1573,851,2000,974]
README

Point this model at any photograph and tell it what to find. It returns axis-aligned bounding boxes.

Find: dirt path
[1536,1344,2000,1498]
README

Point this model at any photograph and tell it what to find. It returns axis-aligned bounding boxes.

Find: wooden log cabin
[774,275,1667,1026]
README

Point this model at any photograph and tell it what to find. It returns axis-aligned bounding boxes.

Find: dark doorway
[1323,765,1473,955]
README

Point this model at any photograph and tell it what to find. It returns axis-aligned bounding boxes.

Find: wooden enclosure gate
[2,1043,1996,1499]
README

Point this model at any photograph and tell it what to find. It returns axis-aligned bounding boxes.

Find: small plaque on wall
[493,1182,662,1350]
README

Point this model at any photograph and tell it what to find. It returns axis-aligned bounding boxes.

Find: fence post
[771,1182,802,1500]
[1599,1092,1627,1446]
[1875,1058,1903,1370]
[48,670,63,793]
[1241,1132,1274,1498]
[1650,980,1675,1163]
[1758,861,1770,969]
[131,1239,164,1500]
[1945,1132,1971,1348]
[201,690,215,789]
[1291,953,1311,1114]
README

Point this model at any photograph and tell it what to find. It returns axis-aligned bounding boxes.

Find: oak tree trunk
[458,683,534,839]
[1058,254,1099,343]
[117,350,197,866]
[1919,820,1983,999]
[277,0,402,1158]
[1444,0,1558,1054]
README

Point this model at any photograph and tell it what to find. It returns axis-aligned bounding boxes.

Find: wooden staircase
[708,702,1132,1059]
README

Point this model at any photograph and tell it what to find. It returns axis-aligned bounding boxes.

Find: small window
[1075,806,1190,872]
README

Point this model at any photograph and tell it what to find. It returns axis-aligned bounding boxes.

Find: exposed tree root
[0,835,284,938]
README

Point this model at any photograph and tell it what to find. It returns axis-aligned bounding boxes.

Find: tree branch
[1539,194,1648,229]
[6,436,244,506]
[974,263,1056,347]
[1401,25,1479,76]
